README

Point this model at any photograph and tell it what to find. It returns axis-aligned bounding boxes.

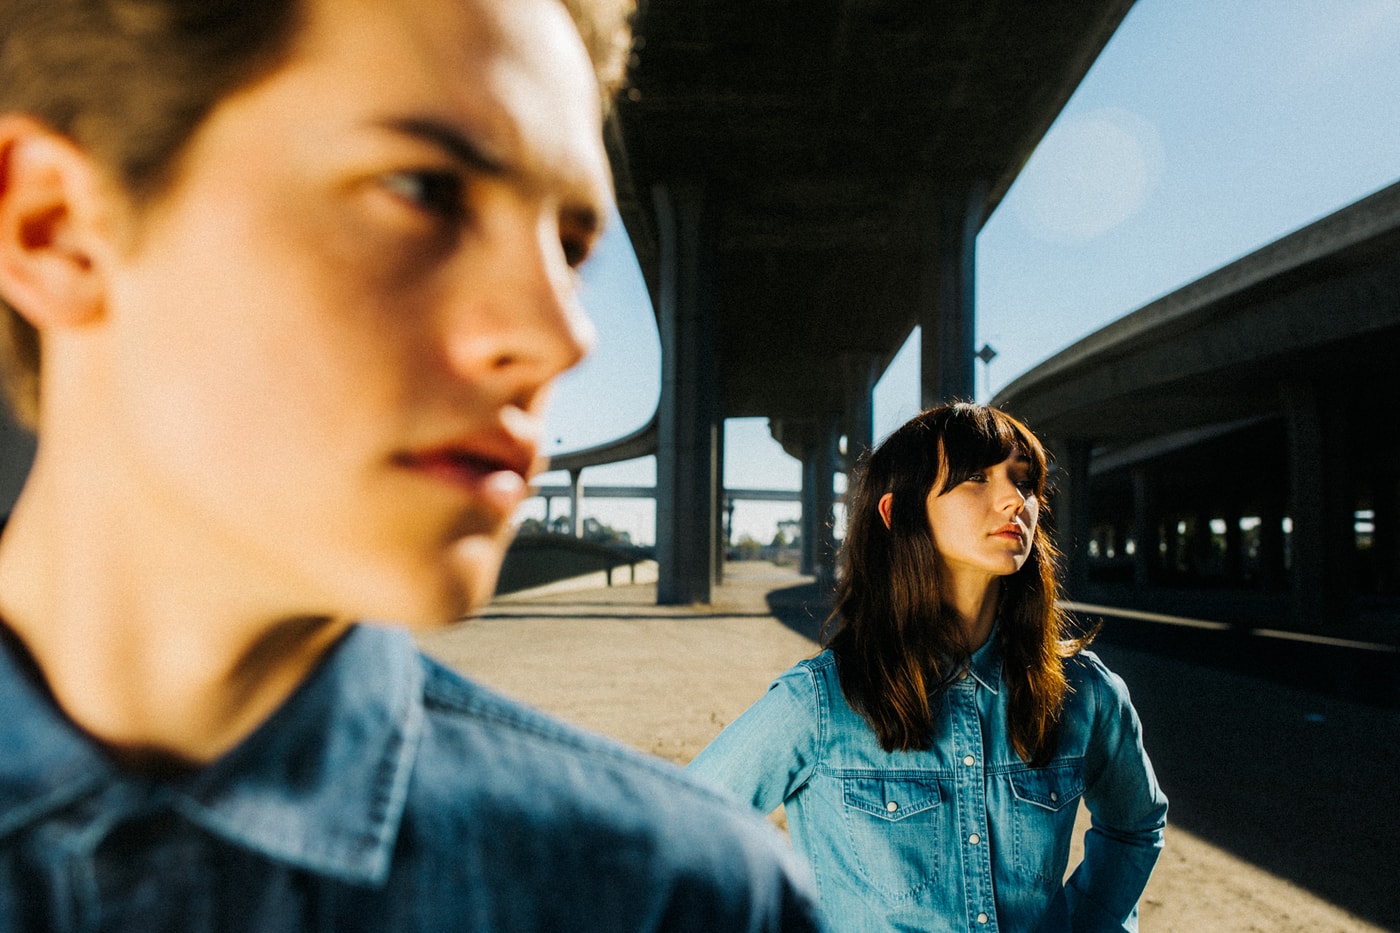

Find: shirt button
[886,801,899,813]
[969,833,981,845]
[977,912,989,924]
[963,755,975,766]
[1051,791,1059,802]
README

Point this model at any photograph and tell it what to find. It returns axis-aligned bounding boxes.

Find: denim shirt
[686,641,1166,933]
[0,622,823,932]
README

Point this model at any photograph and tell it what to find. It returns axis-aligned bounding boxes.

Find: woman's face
[923,447,1040,585]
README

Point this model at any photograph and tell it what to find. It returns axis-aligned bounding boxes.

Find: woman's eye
[966,473,986,483]
[381,170,464,220]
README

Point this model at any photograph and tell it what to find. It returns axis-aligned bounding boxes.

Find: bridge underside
[997,182,1400,640]
[607,0,1136,602]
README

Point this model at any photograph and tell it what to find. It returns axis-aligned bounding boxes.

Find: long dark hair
[824,402,1092,766]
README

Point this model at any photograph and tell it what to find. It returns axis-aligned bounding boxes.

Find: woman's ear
[877,492,894,530]
[0,115,114,331]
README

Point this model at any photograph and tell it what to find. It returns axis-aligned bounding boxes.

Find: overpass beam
[919,184,987,407]
[654,182,719,605]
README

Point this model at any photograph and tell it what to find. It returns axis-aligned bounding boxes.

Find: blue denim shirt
[687,641,1166,933]
[0,622,823,932]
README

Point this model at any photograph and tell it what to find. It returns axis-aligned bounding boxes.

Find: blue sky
[529,0,1400,545]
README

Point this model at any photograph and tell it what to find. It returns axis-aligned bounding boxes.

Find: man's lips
[393,445,533,517]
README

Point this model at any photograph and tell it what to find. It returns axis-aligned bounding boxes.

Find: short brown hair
[0,0,634,429]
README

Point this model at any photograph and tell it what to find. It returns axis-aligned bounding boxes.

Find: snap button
[886,801,899,813]
[977,912,989,924]
[963,755,975,766]
[1051,791,1059,802]
[968,833,981,845]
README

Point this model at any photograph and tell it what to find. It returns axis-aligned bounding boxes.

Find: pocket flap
[842,776,942,822]
[1009,766,1084,812]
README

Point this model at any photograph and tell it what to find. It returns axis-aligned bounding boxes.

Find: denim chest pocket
[1005,762,1085,888]
[838,774,946,901]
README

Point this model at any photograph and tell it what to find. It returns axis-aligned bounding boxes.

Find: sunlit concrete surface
[418,562,1398,932]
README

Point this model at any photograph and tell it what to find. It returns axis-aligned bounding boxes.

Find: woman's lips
[992,523,1026,541]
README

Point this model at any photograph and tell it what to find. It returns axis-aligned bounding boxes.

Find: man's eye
[382,171,464,219]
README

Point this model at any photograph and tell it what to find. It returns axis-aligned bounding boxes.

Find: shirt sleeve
[1063,653,1169,933]
[685,661,824,816]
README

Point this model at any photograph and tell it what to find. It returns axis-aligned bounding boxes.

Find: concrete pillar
[841,353,879,470]
[1130,466,1154,587]
[713,419,726,586]
[1055,437,1093,599]
[919,184,986,407]
[654,182,719,605]
[1224,503,1244,583]
[1372,479,1400,596]
[568,468,584,538]
[1281,381,1349,627]
[796,418,839,588]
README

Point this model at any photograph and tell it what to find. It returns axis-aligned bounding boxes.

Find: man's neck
[0,457,352,768]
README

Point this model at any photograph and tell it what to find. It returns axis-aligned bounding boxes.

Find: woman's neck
[941,568,1000,651]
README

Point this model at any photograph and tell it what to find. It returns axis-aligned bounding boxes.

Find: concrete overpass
[601,0,1137,602]
[995,180,1400,644]
[0,2,1141,607]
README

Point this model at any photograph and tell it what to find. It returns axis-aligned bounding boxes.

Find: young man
[0,0,823,929]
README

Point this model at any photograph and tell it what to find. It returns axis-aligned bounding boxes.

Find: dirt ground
[417,562,1393,933]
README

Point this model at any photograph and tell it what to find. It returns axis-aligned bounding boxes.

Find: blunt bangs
[935,405,1047,497]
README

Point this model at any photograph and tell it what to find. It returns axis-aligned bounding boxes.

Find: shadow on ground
[765,582,831,643]
[1090,623,1400,931]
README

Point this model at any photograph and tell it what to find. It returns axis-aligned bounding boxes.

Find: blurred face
[924,447,1040,585]
[90,0,608,622]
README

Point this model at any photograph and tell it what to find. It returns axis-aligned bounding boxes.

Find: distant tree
[770,529,788,548]
[731,535,763,561]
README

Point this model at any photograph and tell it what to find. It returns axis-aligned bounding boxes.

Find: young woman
[688,402,1167,932]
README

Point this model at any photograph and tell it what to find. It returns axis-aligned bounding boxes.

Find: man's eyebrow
[378,116,511,177]
[375,115,608,236]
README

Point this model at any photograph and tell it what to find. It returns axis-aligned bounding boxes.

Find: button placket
[951,680,996,931]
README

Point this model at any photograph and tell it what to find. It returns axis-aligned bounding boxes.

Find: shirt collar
[966,627,1003,694]
[0,622,425,886]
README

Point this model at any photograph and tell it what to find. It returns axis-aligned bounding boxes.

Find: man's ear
[877,492,894,530]
[0,115,114,331]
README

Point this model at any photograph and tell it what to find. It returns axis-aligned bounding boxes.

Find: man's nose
[442,215,596,406]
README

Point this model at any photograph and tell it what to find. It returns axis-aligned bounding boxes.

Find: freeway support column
[1055,437,1094,599]
[919,184,986,407]
[795,418,839,590]
[567,468,584,537]
[1281,381,1350,627]
[842,353,879,469]
[654,182,719,605]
